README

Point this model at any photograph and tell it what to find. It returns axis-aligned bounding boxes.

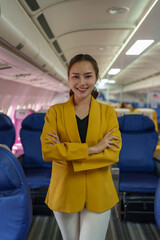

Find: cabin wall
[0,78,57,119]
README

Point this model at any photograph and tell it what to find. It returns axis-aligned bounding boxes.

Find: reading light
[108,68,121,75]
[125,40,154,55]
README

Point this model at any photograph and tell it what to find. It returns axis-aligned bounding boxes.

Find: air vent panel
[52,41,62,54]
[61,54,67,63]
[25,0,40,11]
[37,14,55,39]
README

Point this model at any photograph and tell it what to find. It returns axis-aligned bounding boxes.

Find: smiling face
[68,60,98,102]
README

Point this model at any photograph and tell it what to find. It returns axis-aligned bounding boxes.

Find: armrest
[154,158,160,177]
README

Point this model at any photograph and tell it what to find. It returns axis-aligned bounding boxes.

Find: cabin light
[16,105,20,110]
[108,68,121,75]
[96,79,116,89]
[96,79,108,89]
[125,40,154,55]
[7,106,13,118]
[107,6,129,15]
[108,79,116,84]
[99,47,105,51]
[101,79,116,84]
[101,79,109,83]
[28,104,32,109]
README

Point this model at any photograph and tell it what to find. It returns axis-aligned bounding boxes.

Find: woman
[41,54,121,240]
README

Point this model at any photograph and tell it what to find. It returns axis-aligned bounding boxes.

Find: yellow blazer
[41,96,121,213]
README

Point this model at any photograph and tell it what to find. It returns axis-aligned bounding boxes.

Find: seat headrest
[0,113,14,130]
[118,114,155,132]
[21,113,46,131]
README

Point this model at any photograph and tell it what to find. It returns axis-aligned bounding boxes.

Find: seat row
[0,112,51,189]
[118,113,160,222]
[0,112,52,217]
[0,112,160,238]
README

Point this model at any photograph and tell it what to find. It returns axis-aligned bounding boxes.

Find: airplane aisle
[27,207,160,240]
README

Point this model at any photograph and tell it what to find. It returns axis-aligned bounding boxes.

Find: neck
[73,94,92,107]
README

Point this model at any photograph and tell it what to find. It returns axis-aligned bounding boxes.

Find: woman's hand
[46,130,60,145]
[88,128,121,155]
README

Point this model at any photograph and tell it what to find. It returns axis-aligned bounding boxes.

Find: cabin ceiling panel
[64,48,113,75]
[110,0,160,89]
[58,29,130,74]
[63,45,120,56]
[114,42,160,85]
[34,0,153,36]
[123,74,160,93]
[58,30,130,50]
[1,0,158,94]
[21,0,156,84]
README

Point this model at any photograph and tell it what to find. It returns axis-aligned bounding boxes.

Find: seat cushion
[24,167,52,188]
[119,172,158,193]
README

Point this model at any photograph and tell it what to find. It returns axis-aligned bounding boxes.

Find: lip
[77,88,88,93]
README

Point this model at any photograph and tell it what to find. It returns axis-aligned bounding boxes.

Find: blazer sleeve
[41,107,89,162]
[72,107,122,172]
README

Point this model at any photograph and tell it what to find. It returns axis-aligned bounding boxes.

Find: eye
[72,75,79,79]
[85,75,92,78]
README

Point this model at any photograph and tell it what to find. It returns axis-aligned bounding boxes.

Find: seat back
[115,108,130,117]
[118,114,158,172]
[154,178,160,231]
[0,146,32,240]
[134,108,158,131]
[0,113,15,149]
[20,113,52,168]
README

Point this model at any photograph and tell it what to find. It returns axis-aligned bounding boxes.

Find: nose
[79,76,86,85]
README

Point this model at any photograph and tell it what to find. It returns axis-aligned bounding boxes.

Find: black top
[76,115,89,143]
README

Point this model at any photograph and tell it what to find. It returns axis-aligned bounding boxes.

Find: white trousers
[53,208,111,240]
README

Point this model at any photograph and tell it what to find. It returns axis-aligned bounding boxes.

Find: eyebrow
[71,72,93,75]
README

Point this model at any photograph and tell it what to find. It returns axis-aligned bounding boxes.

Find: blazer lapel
[86,97,101,146]
[64,96,101,145]
[64,96,81,143]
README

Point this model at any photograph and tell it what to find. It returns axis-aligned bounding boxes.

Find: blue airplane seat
[154,178,160,231]
[20,113,52,189]
[20,113,52,215]
[118,114,159,221]
[0,113,15,149]
[0,146,32,240]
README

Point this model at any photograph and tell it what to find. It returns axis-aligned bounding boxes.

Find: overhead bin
[0,0,67,81]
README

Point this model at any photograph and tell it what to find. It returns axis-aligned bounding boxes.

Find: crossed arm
[46,128,121,155]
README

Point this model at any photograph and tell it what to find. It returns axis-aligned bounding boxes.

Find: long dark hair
[68,54,99,99]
